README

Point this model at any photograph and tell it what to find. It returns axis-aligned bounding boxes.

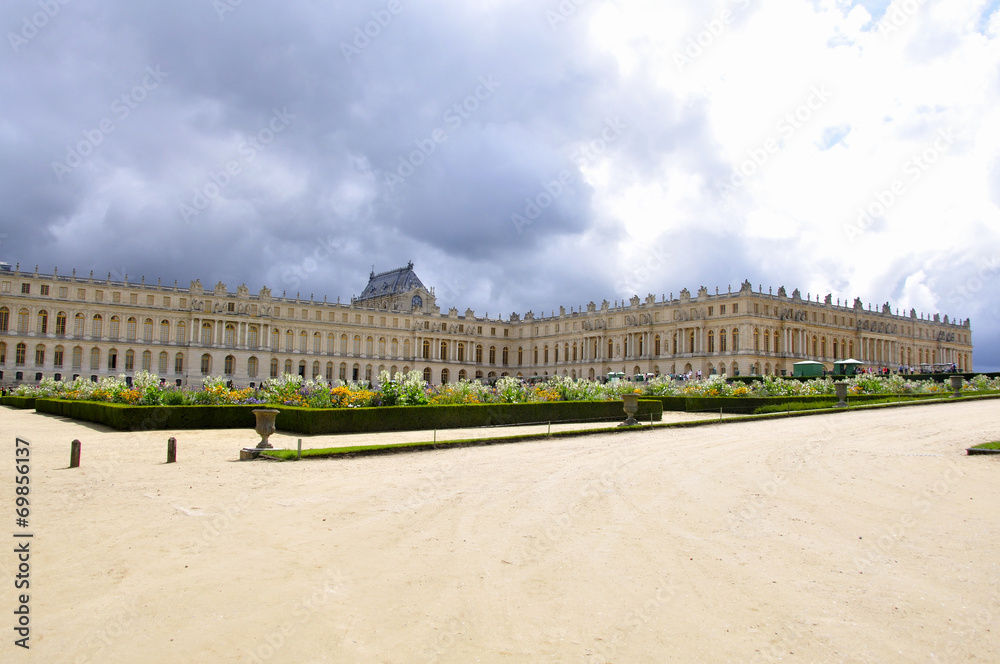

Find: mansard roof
[356,262,426,301]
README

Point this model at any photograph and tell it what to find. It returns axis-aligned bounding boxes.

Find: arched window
[108,315,120,340]
[175,353,184,374]
[55,312,67,336]
[74,313,85,336]
[672,332,678,355]
[423,339,431,359]
[391,338,399,358]
[37,310,48,334]
[654,335,661,356]
[34,344,45,367]
[403,339,411,358]
[201,354,212,375]
[159,351,168,374]
[270,358,279,378]
[365,336,374,356]
[107,348,118,370]
[544,345,550,363]
[353,335,361,355]
[248,356,259,378]
[126,317,137,341]
[774,331,779,353]
[379,337,386,358]
[285,359,293,374]
[489,346,496,364]
[17,309,29,334]
[177,321,187,344]
[160,319,170,342]
[225,324,236,348]
[224,355,236,375]
[475,344,483,363]
[754,328,760,351]
[90,347,101,370]
[849,340,854,358]
[812,336,818,357]
[311,361,320,378]
[732,329,739,352]
[143,318,154,342]
[340,334,348,354]
[441,368,450,384]
[422,367,432,383]
[339,362,347,381]
[457,343,465,362]
[502,347,509,366]
[53,345,64,368]
[0,306,8,332]
[440,340,447,360]
[607,339,613,358]
[71,346,82,370]
[248,326,259,350]
[299,330,308,352]
[764,330,770,353]
[517,346,523,365]
[327,333,335,354]
[0,341,8,363]
[720,329,727,353]
[458,369,467,381]
[533,346,538,364]
[821,337,827,358]
[325,362,333,381]
[125,349,135,371]
[285,330,294,352]
[708,330,715,352]
[203,322,214,346]
[141,350,151,371]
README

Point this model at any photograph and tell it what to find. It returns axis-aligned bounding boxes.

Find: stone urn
[834,381,848,408]
[252,408,280,449]
[949,375,963,398]
[619,393,640,427]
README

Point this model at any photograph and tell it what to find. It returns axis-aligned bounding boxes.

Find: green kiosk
[792,360,826,378]
[832,358,864,376]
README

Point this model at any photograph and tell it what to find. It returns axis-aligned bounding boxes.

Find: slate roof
[356,262,426,301]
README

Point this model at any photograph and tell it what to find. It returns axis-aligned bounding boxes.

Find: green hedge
[31,398,662,434]
[0,396,36,409]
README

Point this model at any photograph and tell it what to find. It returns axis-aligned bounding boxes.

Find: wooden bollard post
[167,437,177,464]
[70,439,81,468]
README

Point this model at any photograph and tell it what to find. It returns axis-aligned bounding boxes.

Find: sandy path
[1,400,998,663]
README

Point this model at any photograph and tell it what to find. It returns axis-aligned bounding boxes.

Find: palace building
[0,262,974,387]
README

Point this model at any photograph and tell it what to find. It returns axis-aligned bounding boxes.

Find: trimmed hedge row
[645,393,944,415]
[31,398,662,434]
[0,396,36,409]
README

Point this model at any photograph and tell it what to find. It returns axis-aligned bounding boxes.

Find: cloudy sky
[3,0,999,368]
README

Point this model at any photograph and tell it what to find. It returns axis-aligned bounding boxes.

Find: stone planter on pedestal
[834,381,848,408]
[241,408,281,460]
[949,375,963,398]
[253,408,280,448]
[619,393,640,427]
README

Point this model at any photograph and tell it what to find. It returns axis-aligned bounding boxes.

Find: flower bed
[9,370,1000,409]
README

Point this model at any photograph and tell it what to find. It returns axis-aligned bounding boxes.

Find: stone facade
[0,265,974,387]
